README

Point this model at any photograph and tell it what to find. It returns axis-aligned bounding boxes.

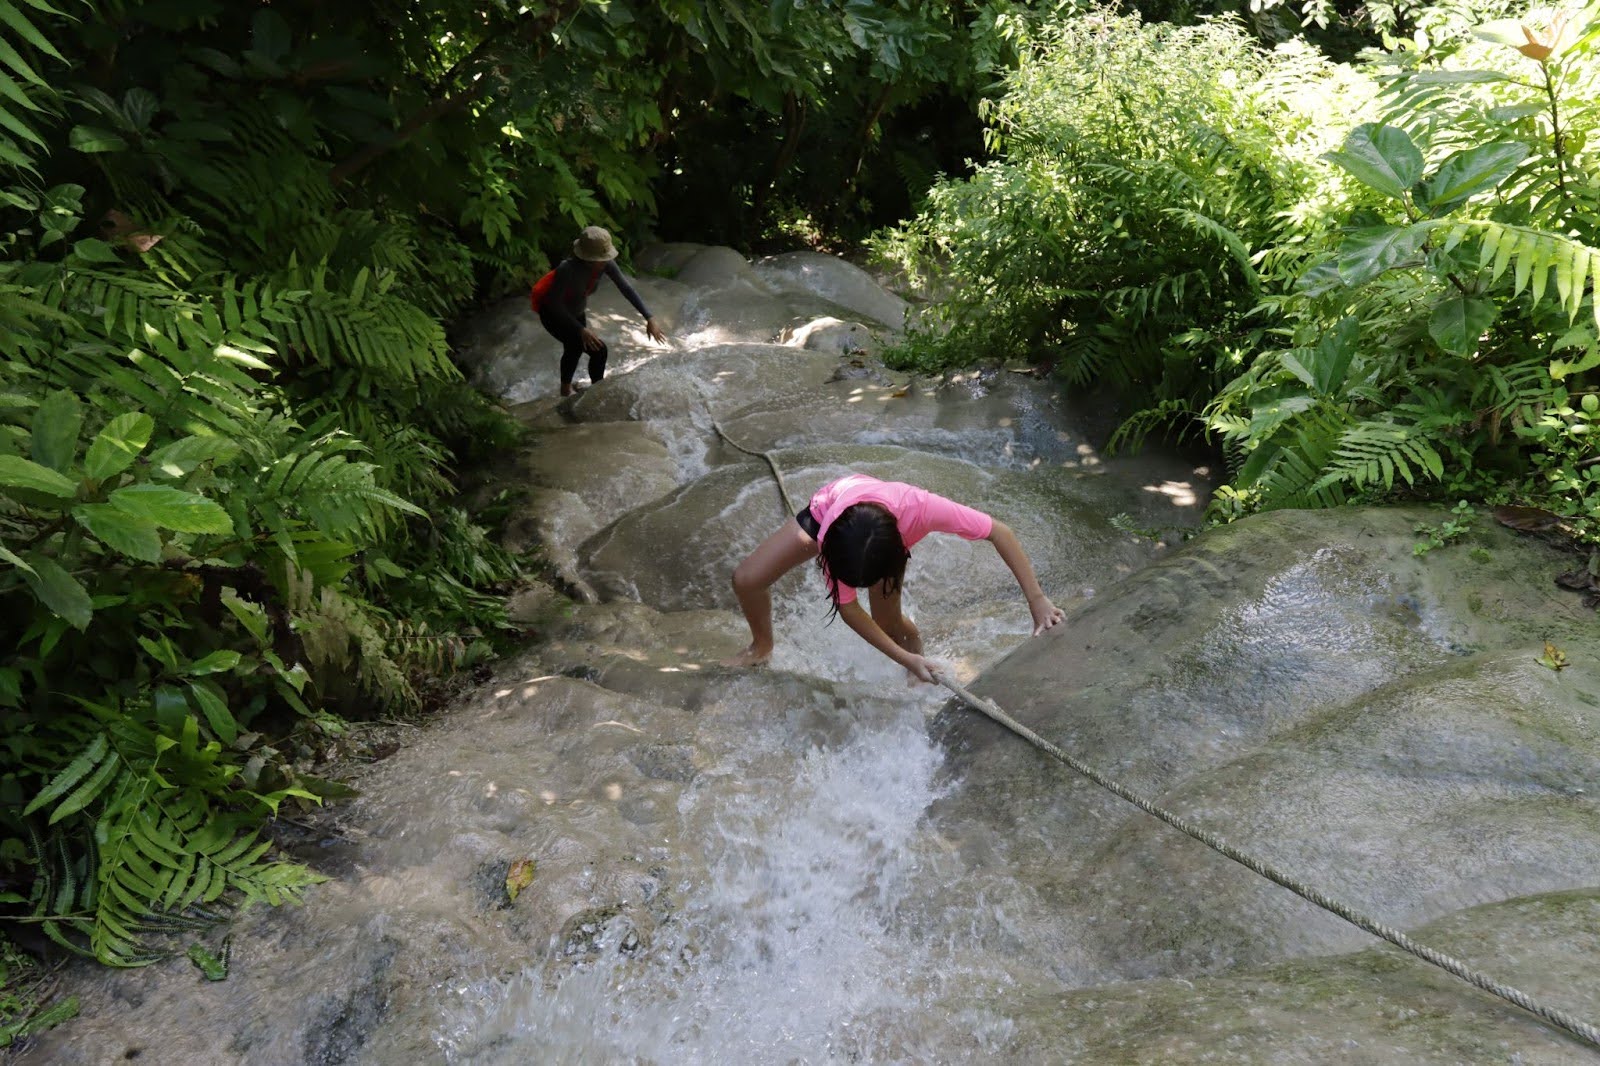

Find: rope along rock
[713,418,1600,1052]
[713,420,798,516]
[936,673,1600,1052]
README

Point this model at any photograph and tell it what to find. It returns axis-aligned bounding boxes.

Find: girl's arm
[837,601,936,682]
[987,520,1064,634]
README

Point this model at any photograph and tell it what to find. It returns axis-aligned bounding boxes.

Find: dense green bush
[879,2,1600,533]
[1204,6,1600,519]
[0,0,544,976]
[876,12,1373,441]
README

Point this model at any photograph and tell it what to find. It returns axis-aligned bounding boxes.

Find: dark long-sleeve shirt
[540,258,653,333]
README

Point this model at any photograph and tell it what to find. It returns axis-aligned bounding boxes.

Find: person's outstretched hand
[645,317,667,344]
[903,654,939,684]
[1029,595,1065,635]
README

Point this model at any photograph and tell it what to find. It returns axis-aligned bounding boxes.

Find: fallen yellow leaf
[506,858,537,902]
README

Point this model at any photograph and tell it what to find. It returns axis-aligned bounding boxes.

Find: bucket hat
[573,226,619,262]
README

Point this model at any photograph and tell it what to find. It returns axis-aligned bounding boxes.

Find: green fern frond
[1244,403,1353,508]
[0,0,73,177]
[1054,330,1114,389]
[1161,208,1261,294]
[89,795,320,965]
[271,260,455,383]
[1103,268,1211,322]
[1107,398,1204,455]
[1439,220,1599,326]
[1312,419,1446,493]
[295,587,418,711]
[259,443,423,538]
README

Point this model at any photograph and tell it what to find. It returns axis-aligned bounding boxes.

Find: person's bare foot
[559,382,586,397]
[720,644,772,668]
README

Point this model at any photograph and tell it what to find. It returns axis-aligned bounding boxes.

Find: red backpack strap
[529,269,557,311]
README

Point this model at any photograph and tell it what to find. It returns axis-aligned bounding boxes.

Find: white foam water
[435,709,996,1064]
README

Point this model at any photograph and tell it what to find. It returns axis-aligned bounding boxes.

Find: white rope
[935,672,1600,1052]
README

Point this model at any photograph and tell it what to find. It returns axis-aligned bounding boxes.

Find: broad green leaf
[31,388,81,472]
[1472,19,1529,45]
[221,591,269,643]
[1408,70,1513,85]
[85,412,154,480]
[1295,258,1344,297]
[154,685,189,735]
[138,634,181,672]
[72,504,163,562]
[1551,342,1600,381]
[251,9,292,62]
[1248,393,1315,438]
[1235,439,1281,489]
[1419,143,1530,214]
[108,484,234,534]
[1488,103,1546,122]
[1428,296,1499,356]
[0,453,76,497]
[1,545,35,573]
[188,681,238,745]
[1324,124,1424,200]
[147,435,241,478]
[20,552,92,629]
[121,87,159,131]
[1337,224,1430,286]
[70,237,122,264]
[188,650,242,676]
[68,125,128,153]
[1278,351,1316,389]
[1310,317,1359,395]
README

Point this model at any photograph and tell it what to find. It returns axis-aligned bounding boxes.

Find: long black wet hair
[816,503,910,619]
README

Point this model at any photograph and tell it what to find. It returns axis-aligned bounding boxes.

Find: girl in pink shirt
[725,474,1064,681]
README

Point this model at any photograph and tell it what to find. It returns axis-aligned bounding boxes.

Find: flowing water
[396,248,1213,1061]
[27,246,1600,1065]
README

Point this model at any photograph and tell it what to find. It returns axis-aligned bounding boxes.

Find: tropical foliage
[880,1,1600,535]
[0,0,533,975]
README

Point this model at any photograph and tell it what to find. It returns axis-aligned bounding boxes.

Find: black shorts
[796,506,820,539]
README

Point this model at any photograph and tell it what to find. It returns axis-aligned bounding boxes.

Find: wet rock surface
[25,245,1600,1064]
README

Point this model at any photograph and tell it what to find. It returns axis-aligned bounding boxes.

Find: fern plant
[22,713,322,967]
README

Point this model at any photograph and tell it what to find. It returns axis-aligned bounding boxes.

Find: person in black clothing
[533,226,666,396]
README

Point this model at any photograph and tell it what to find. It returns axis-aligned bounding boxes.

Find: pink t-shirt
[808,474,994,604]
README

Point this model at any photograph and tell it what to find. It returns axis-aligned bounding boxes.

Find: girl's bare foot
[559,382,586,397]
[721,644,772,668]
